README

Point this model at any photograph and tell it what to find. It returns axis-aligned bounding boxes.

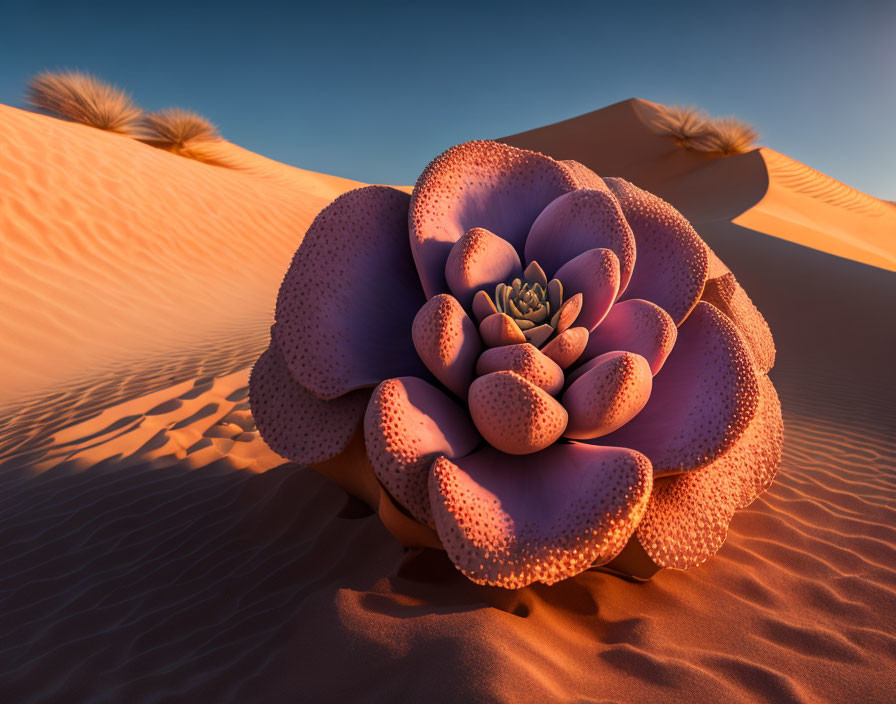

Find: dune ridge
[502,98,896,271]
[1,100,895,702]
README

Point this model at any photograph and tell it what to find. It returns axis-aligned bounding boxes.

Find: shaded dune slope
[1,103,895,702]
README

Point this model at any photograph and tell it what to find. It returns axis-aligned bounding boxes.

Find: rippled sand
[1,102,894,702]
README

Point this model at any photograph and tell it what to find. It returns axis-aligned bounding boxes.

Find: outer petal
[604,177,709,324]
[410,141,580,298]
[594,302,760,475]
[444,227,522,308]
[476,344,565,396]
[364,377,480,526]
[553,248,620,331]
[468,371,567,454]
[562,352,652,439]
[525,189,636,294]
[249,344,368,464]
[412,294,482,398]
[701,273,775,374]
[581,299,677,375]
[429,444,653,588]
[275,186,426,399]
[635,376,783,569]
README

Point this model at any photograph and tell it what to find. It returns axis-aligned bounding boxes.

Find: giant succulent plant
[250,141,782,589]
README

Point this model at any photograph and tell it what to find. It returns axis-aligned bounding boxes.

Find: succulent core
[488,260,572,347]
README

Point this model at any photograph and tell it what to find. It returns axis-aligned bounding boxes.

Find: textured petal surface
[559,159,608,190]
[553,248,620,331]
[412,294,481,398]
[468,371,567,454]
[604,177,709,324]
[635,376,783,569]
[563,352,652,439]
[594,302,760,475]
[364,377,480,526]
[541,327,589,369]
[275,186,425,399]
[429,444,653,588]
[476,343,564,396]
[524,189,635,293]
[581,299,677,375]
[410,141,579,298]
[702,273,776,374]
[249,344,368,465]
[479,312,526,347]
[444,228,522,308]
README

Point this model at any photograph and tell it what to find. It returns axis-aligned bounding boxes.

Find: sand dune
[503,98,896,271]
[1,102,895,702]
[0,105,363,406]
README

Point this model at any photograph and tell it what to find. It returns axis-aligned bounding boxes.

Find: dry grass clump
[651,105,711,149]
[653,104,760,155]
[140,108,220,154]
[26,70,143,136]
[696,117,760,155]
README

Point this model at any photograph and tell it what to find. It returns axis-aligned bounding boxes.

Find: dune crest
[502,98,896,271]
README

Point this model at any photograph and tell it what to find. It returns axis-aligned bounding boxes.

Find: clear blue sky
[1,0,893,199]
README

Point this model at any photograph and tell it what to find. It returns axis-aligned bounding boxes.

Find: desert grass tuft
[651,105,711,149]
[653,104,760,155]
[696,117,760,155]
[140,109,220,156]
[26,70,144,136]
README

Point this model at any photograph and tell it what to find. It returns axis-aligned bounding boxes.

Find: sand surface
[1,102,895,703]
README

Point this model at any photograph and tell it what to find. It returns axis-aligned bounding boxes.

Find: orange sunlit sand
[0,99,893,701]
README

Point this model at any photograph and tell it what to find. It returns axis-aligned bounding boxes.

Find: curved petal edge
[249,344,368,465]
[635,376,783,569]
[275,186,426,399]
[429,444,653,588]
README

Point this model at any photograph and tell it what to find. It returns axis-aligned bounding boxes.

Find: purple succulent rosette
[250,140,782,589]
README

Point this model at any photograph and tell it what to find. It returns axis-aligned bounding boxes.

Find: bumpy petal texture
[541,327,589,369]
[635,376,783,569]
[476,344,565,396]
[249,343,369,464]
[553,248,621,331]
[581,299,677,375]
[563,352,653,439]
[468,371,568,454]
[701,272,776,374]
[559,159,608,190]
[364,377,480,526]
[429,444,653,588]
[604,177,709,324]
[412,294,482,398]
[410,141,580,298]
[525,189,636,294]
[444,228,522,308]
[275,186,426,399]
[594,302,760,475]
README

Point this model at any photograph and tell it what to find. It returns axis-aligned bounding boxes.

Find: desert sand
[1,100,894,702]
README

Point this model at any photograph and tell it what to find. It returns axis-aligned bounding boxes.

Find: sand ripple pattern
[762,149,890,217]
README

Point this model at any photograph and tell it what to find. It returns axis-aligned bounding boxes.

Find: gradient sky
[1,0,894,198]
